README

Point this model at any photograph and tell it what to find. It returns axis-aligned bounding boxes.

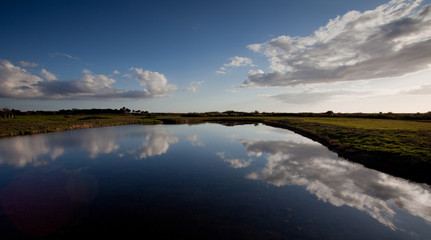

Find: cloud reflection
[216,152,253,168]
[0,135,63,167]
[185,134,204,147]
[79,130,119,159]
[0,127,182,167]
[241,139,431,230]
[138,130,179,159]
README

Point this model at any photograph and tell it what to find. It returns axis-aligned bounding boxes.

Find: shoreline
[1,114,430,185]
[261,120,431,185]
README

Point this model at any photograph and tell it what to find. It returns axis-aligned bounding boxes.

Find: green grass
[267,117,431,164]
[291,117,431,131]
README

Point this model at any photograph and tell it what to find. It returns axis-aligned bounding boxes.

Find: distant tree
[1,108,14,119]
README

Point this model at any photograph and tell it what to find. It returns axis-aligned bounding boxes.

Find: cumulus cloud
[37,69,120,99]
[40,69,58,81]
[0,60,176,99]
[224,56,254,67]
[113,70,120,75]
[244,0,431,87]
[183,80,203,93]
[217,56,254,74]
[132,68,177,98]
[0,59,44,98]
[19,61,38,67]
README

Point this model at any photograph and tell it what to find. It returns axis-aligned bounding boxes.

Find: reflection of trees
[241,139,431,230]
[139,130,178,159]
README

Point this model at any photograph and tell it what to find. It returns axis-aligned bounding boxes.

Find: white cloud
[217,56,255,74]
[40,69,58,81]
[122,73,132,79]
[244,0,431,87]
[75,70,116,94]
[132,68,177,98]
[0,59,177,100]
[183,80,203,93]
[0,59,44,98]
[224,56,254,67]
[19,61,38,67]
[113,70,120,75]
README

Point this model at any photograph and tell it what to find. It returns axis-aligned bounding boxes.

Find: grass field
[265,117,431,162]
[293,117,431,131]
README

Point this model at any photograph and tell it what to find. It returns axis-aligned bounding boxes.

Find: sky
[1,0,430,113]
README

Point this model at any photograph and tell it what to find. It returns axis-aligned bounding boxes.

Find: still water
[0,124,430,239]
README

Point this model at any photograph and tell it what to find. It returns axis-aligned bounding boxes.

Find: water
[0,123,430,239]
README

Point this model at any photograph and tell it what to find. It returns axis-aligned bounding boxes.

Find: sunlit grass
[291,117,431,131]
[270,117,431,164]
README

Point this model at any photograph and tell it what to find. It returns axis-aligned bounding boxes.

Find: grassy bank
[1,113,431,184]
[0,114,161,137]
[261,117,431,184]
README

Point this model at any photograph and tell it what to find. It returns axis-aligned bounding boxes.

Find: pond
[0,123,430,239]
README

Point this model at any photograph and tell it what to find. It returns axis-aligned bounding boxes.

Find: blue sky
[1,0,430,112]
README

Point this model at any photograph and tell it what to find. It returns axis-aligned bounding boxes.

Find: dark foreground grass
[1,114,430,183]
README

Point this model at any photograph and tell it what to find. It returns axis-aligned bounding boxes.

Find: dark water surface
[0,124,430,239]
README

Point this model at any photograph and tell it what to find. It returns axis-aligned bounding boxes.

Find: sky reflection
[1,124,430,235]
[138,129,178,159]
[240,138,431,230]
[0,134,63,167]
[0,126,180,167]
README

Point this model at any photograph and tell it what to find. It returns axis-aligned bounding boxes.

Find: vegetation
[0,114,160,136]
[1,108,431,183]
